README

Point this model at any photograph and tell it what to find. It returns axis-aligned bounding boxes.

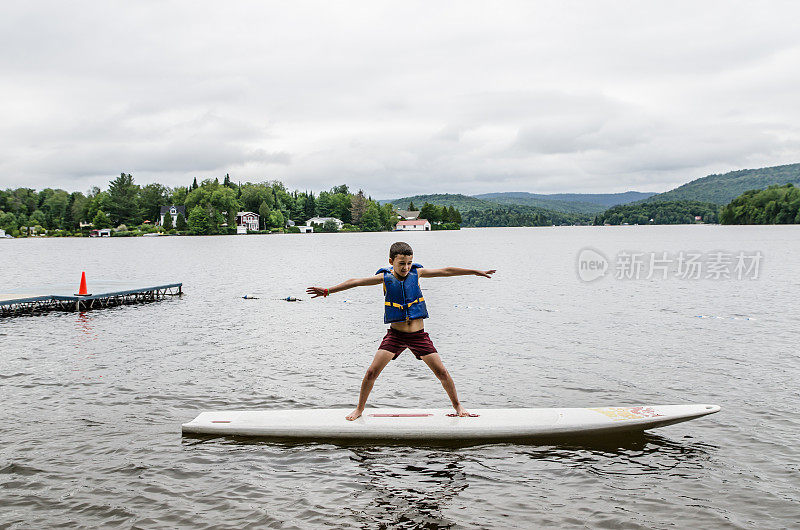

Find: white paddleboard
[182,404,720,441]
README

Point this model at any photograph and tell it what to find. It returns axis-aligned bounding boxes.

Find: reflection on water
[516,433,718,478]
[75,312,97,339]
[348,447,468,529]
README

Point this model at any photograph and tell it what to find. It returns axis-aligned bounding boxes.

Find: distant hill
[474,191,655,212]
[720,183,800,224]
[594,200,721,225]
[470,194,604,215]
[381,191,652,216]
[380,193,592,226]
[646,163,800,205]
[380,193,492,212]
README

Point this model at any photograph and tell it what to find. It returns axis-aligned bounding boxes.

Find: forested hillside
[386,193,590,226]
[720,184,800,224]
[593,200,720,225]
[471,194,604,215]
[646,163,800,204]
[474,191,655,212]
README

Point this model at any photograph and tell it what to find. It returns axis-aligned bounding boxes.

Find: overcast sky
[1,1,799,198]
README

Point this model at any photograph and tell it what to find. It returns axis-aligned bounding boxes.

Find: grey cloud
[1,1,799,196]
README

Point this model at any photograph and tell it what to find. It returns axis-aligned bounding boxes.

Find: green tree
[107,173,140,225]
[210,187,239,220]
[30,209,47,227]
[176,212,187,231]
[71,192,89,225]
[171,186,188,206]
[8,188,38,215]
[350,190,368,225]
[304,191,316,219]
[419,202,437,223]
[378,203,391,230]
[0,211,17,233]
[332,193,352,223]
[451,207,462,224]
[240,183,273,213]
[268,209,285,229]
[322,219,339,232]
[316,191,334,217]
[162,209,173,230]
[258,201,271,230]
[360,203,382,231]
[63,193,76,229]
[188,205,211,235]
[41,189,70,229]
[138,183,170,224]
[92,209,111,229]
[408,201,416,211]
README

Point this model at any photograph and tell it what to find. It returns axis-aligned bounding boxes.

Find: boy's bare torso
[390,318,425,333]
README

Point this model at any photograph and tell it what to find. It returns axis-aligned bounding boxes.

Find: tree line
[411,202,463,225]
[0,174,409,236]
[593,200,720,225]
[720,183,800,224]
[460,205,588,227]
[399,196,589,227]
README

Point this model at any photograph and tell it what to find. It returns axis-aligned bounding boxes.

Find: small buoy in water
[243,295,260,300]
[283,296,301,302]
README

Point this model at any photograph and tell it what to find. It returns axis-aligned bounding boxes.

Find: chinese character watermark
[576,247,762,282]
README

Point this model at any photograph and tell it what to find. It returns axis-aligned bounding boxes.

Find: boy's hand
[476,269,496,278]
[306,286,328,298]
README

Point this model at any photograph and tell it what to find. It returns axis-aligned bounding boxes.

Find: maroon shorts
[379,328,437,360]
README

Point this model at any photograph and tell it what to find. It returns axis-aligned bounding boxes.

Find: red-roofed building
[396,219,431,231]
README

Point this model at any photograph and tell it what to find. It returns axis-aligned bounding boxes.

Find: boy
[306,241,495,421]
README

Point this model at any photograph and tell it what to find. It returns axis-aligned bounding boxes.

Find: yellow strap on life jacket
[385,297,424,309]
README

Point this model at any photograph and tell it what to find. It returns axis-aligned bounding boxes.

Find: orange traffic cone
[75,271,91,296]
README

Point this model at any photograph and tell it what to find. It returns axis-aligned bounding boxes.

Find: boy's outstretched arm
[418,267,496,279]
[306,274,383,298]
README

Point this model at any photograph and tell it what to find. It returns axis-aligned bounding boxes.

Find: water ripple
[1,227,798,528]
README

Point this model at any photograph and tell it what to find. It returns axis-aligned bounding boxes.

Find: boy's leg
[420,353,469,416]
[346,349,396,421]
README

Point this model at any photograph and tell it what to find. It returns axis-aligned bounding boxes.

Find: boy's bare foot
[346,408,364,421]
[454,404,469,417]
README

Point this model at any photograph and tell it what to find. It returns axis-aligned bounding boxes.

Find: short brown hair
[390,241,413,259]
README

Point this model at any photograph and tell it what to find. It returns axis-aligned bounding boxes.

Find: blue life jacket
[376,263,429,323]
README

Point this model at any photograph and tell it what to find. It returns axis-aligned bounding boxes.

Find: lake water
[1,226,798,528]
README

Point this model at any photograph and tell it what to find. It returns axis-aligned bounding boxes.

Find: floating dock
[0,282,182,317]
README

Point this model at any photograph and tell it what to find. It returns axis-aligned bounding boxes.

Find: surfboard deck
[181,404,720,441]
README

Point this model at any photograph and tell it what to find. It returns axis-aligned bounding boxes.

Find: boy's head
[389,241,413,277]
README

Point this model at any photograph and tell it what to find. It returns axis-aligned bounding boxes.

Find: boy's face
[389,254,413,278]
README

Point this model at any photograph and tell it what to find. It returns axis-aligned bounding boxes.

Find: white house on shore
[396,219,431,231]
[306,217,343,229]
[236,211,260,233]
[159,205,186,226]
